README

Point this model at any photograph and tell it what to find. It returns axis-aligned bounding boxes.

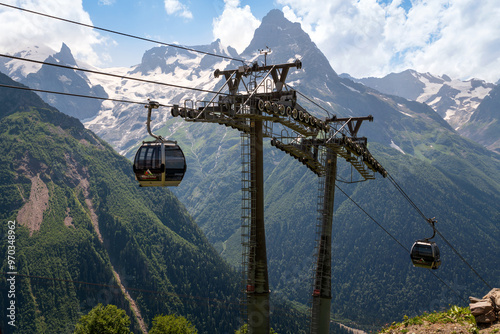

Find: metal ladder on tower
[310,146,335,334]
[310,165,326,332]
[240,129,257,326]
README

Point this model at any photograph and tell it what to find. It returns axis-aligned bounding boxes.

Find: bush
[149,314,197,334]
[73,303,131,334]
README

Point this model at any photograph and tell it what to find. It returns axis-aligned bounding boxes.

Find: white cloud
[403,0,500,81]
[277,0,500,82]
[212,0,261,53]
[0,0,107,66]
[164,0,193,20]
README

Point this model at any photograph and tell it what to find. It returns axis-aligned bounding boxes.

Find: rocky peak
[52,43,77,67]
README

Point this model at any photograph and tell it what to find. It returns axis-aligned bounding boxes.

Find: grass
[379,306,479,334]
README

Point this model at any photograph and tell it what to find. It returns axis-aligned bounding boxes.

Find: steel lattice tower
[172,59,387,333]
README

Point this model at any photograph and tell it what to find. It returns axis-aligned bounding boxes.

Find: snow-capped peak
[351,70,495,130]
[0,44,57,80]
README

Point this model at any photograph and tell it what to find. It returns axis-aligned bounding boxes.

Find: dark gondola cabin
[410,240,441,270]
[133,141,186,187]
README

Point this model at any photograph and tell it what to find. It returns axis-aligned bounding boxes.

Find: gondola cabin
[133,141,186,187]
[410,240,441,270]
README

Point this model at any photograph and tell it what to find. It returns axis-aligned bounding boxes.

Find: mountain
[84,38,236,155]
[0,72,243,333]
[0,43,108,121]
[2,8,500,333]
[0,44,56,81]
[159,10,500,329]
[115,10,499,330]
[131,39,239,76]
[346,69,495,131]
[459,84,500,153]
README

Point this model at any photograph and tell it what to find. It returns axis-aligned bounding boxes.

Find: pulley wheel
[272,103,279,114]
[258,99,265,112]
[278,104,286,116]
[303,113,310,124]
[171,107,180,117]
[298,110,304,121]
[264,101,272,112]
[309,116,316,127]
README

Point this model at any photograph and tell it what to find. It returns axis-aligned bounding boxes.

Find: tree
[73,303,131,334]
[149,314,197,334]
[234,324,248,334]
[235,324,279,333]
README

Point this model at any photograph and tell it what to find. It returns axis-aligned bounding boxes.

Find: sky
[0,0,499,82]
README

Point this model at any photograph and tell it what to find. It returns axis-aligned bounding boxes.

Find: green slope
[0,73,241,333]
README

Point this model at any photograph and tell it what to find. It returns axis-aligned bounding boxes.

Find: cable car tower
[171,58,387,334]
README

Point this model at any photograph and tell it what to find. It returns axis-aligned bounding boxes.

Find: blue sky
[80,0,275,66]
[1,0,499,82]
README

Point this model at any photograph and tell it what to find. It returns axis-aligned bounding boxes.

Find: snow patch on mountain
[351,69,495,131]
[0,44,57,80]
[83,49,232,155]
[340,82,361,94]
[397,109,415,118]
[415,75,492,129]
[390,140,405,154]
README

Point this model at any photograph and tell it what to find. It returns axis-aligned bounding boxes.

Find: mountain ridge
[1,14,496,154]
[1,8,499,332]
[344,69,498,152]
[459,84,500,153]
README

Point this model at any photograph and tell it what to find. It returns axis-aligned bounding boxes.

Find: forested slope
[0,73,241,333]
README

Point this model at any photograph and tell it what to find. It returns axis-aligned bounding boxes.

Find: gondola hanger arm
[425,217,437,241]
[145,100,177,144]
[146,100,162,141]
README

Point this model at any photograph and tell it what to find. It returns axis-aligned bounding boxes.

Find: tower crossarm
[326,115,374,138]
[171,99,387,180]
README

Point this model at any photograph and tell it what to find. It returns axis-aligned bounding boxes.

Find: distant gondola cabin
[410,240,441,270]
[133,141,186,187]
